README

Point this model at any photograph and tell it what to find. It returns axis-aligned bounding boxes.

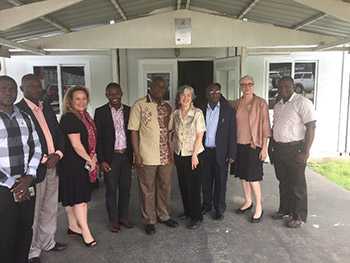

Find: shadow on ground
[41,165,350,263]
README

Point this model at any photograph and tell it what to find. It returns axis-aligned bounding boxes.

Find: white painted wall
[3,54,113,114]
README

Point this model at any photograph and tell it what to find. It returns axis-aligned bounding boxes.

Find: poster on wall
[146,72,171,101]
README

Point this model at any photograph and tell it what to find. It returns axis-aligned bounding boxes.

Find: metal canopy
[0,0,349,45]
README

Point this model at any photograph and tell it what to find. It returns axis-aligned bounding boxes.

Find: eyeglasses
[209,90,221,95]
[240,83,254,87]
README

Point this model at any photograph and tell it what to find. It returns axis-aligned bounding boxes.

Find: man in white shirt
[270,76,316,228]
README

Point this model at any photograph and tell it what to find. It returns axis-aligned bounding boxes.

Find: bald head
[21,74,43,104]
[0,75,18,111]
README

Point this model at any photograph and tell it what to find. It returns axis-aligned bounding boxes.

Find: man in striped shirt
[0,76,42,263]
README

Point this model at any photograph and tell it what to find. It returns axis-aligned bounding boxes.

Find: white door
[214,56,241,101]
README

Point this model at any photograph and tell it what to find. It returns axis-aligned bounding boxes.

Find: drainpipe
[337,51,346,154]
[345,55,350,154]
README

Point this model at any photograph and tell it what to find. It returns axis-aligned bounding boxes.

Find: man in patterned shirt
[0,76,42,263]
[128,78,178,235]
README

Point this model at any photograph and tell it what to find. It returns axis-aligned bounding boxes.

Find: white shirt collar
[207,101,220,110]
[278,92,296,105]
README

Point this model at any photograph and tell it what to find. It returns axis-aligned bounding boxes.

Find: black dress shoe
[187,220,202,230]
[49,242,67,252]
[286,219,304,228]
[145,224,156,235]
[271,211,290,220]
[160,218,179,228]
[178,213,189,220]
[213,212,224,220]
[28,257,41,263]
[201,207,211,215]
[250,210,264,223]
[235,203,253,214]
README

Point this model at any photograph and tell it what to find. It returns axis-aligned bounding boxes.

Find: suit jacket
[94,103,133,165]
[16,99,64,183]
[203,97,237,167]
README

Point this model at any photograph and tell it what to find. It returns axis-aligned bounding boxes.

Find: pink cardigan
[231,95,271,149]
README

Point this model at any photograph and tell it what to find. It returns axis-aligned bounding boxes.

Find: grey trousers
[29,168,59,259]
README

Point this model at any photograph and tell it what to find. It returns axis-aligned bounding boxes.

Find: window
[33,66,59,114]
[146,72,171,101]
[268,63,292,109]
[268,61,317,109]
[61,66,85,98]
[33,65,86,114]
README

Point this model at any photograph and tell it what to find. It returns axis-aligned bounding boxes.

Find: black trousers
[0,186,35,263]
[175,153,203,221]
[202,148,228,215]
[273,143,308,222]
[104,153,132,223]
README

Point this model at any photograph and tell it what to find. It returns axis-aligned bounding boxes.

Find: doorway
[178,60,213,108]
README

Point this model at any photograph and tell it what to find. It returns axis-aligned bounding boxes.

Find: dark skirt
[233,144,263,182]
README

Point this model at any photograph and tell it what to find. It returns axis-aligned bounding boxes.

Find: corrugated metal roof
[303,15,350,37]
[190,0,252,17]
[2,19,58,40]
[119,0,176,19]
[0,1,14,10]
[245,0,320,28]
[50,0,118,29]
[0,0,349,43]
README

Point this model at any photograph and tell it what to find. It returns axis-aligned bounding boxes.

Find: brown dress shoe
[110,222,121,233]
[119,220,134,229]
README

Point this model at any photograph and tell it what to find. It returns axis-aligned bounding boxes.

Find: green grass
[309,160,350,191]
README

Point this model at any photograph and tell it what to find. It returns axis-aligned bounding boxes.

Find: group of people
[0,72,316,263]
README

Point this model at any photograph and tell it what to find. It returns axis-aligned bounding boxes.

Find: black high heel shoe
[83,239,97,247]
[67,228,82,237]
[235,203,253,214]
[250,210,264,223]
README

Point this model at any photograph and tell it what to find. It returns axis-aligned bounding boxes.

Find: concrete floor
[41,165,350,263]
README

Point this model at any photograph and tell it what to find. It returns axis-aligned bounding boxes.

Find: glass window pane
[61,66,85,98]
[33,66,60,114]
[268,63,292,109]
[294,62,316,103]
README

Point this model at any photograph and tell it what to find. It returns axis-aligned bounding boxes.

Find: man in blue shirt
[202,83,237,220]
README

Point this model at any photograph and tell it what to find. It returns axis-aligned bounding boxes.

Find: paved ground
[41,164,350,263]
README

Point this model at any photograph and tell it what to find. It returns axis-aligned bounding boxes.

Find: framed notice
[175,18,191,45]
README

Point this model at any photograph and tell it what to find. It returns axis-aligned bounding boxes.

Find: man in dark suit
[202,83,237,220]
[94,82,133,233]
[16,74,66,263]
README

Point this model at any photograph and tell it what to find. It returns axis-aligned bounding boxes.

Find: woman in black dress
[59,86,97,247]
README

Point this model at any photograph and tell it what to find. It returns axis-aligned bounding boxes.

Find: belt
[274,140,304,147]
[205,147,216,150]
[114,149,126,154]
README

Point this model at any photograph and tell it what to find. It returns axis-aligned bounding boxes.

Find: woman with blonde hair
[58,86,97,247]
[232,75,271,223]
